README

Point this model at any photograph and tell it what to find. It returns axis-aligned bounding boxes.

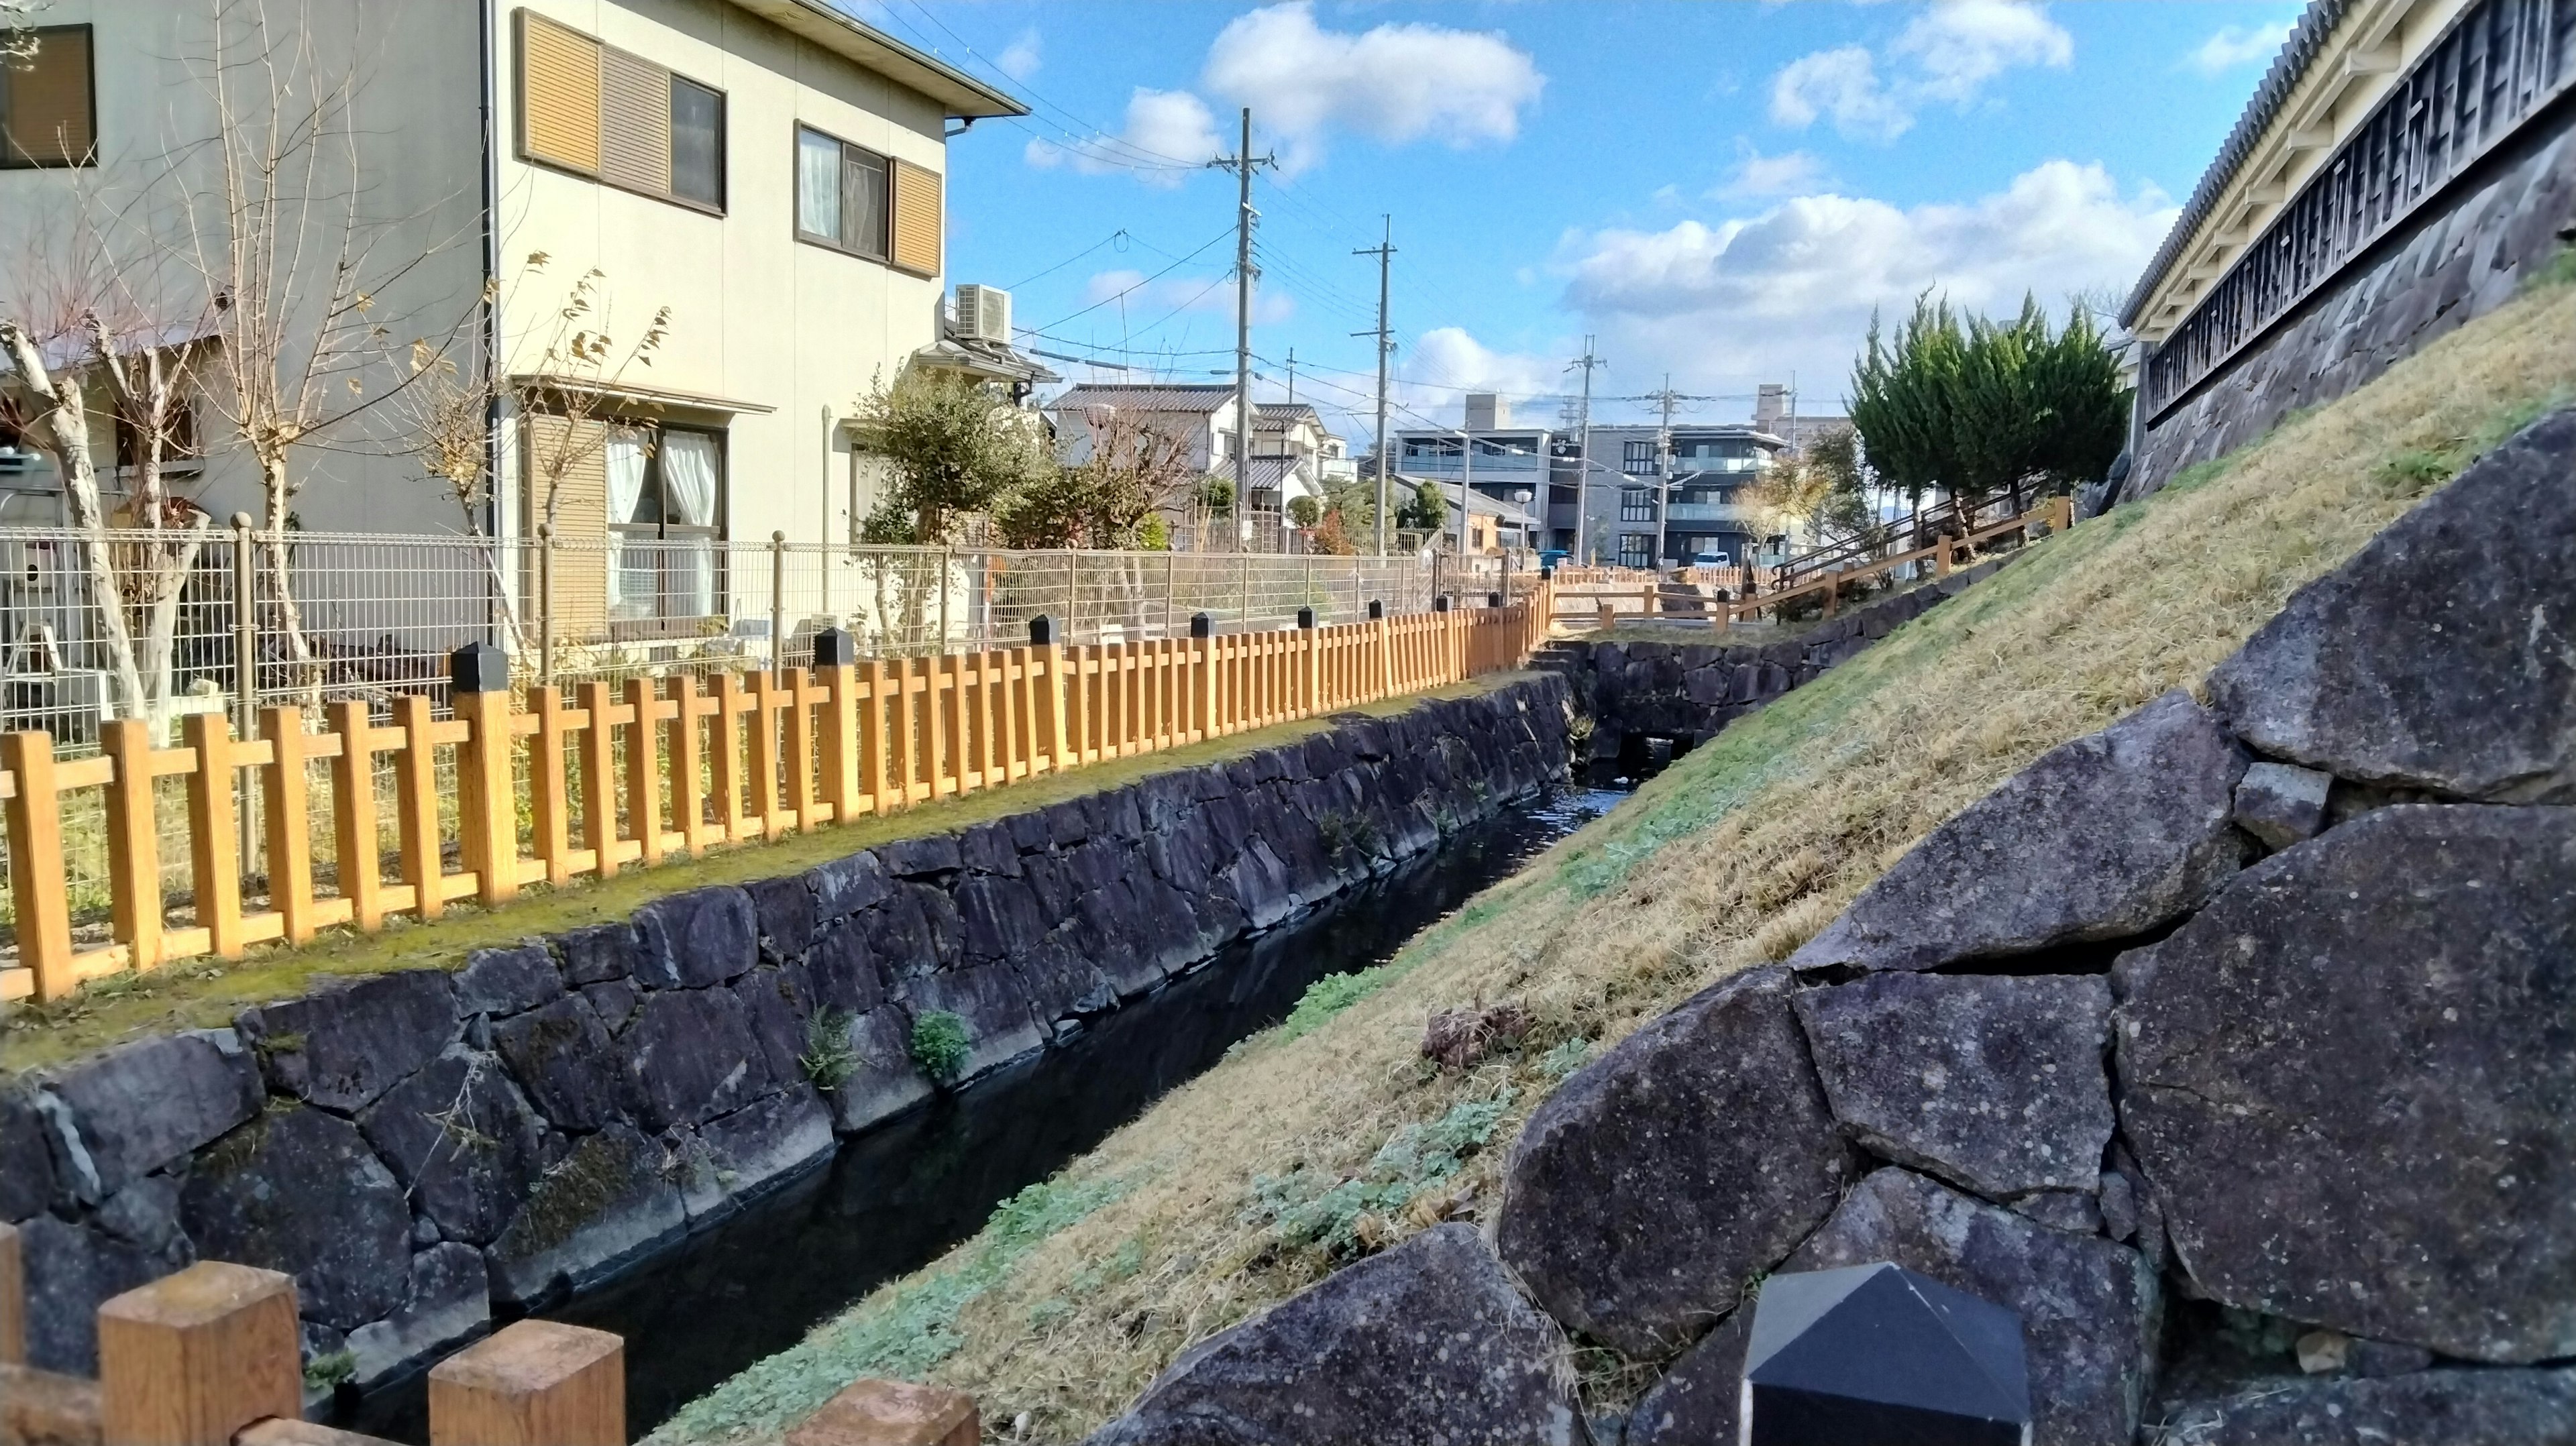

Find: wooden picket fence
[0,595,1552,1005]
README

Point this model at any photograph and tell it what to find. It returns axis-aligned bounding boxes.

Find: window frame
[664,72,727,213]
[0,23,98,170]
[513,11,728,217]
[1616,533,1654,569]
[1619,486,1655,522]
[794,123,892,263]
[1621,439,1656,474]
[607,421,731,636]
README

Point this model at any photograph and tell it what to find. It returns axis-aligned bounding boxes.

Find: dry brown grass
[655,276,2576,1445]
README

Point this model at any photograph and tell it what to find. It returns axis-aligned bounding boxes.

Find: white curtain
[661,431,720,617]
[797,129,841,240]
[605,432,649,614]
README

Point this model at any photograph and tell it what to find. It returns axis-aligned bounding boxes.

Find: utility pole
[1210,107,1274,549]
[1637,374,1713,570]
[1353,217,1395,557]
[1284,347,1296,404]
[1567,337,1605,563]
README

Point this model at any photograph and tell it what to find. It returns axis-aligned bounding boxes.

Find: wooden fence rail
[0,595,1552,1005]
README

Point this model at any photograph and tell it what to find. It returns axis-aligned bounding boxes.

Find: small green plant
[800,1008,859,1090]
[910,1010,971,1082]
[1277,969,1386,1044]
[1536,1036,1593,1080]
[304,1349,357,1392]
[1314,809,1384,860]
[2524,243,2576,292]
[1244,1090,1515,1256]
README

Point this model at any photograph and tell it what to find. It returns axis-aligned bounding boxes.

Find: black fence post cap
[1189,612,1215,639]
[1487,592,1503,608]
[1366,600,1384,620]
[1434,595,1452,612]
[1028,614,1055,646]
[1296,606,1316,629]
[1744,1262,2029,1446]
[450,642,510,694]
[1538,566,1554,581]
[811,626,857,667]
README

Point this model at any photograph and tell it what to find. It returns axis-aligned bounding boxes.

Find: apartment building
[0,0,1025,638]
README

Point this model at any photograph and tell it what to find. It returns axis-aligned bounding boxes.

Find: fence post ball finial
[1028,614,1055,647]
[1296,607,1316,629]
[450,642,510,694]
[1190,612,1214,639]
[811,627,856,668]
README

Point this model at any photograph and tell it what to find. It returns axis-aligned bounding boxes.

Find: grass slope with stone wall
[655,267,2576,1445]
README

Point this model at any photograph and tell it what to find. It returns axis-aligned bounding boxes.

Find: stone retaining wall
[1077,410,2576,1446]
[0,677,1572,1390]
[1548,557,2012,757]
[2124,100,2576,504]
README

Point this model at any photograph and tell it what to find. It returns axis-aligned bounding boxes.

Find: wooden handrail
[0,600,1552,1005]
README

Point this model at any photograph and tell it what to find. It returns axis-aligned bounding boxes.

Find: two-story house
[0,0,1025,640]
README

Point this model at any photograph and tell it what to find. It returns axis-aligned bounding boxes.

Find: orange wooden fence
[0,596,1551,1005]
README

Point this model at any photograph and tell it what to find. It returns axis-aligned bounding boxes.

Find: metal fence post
[769,531,788,679]
[537,522,556,687]
[1237,553,1249,626]
[938,545,953,651]
[1163,552,1175,638]
[229,514,258,873]
[1065,549,1078,643]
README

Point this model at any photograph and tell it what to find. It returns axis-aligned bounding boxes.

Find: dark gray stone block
[2116,805,2576,1363]
[806,917,889,1015]
[1781,1168,2157,1446]
[358,1047,547,1245]
[1625,1308,1750,1446]
[2153,1368,2576,1445]
[490,995,629,1132]
[580,979,640,1035]
[1495,967,1858,1357]
[1790,690,2249,973]
[1085,1225,1580,1446]
[555,922,637,985]
[454,944,562,1019]
[93,1174,184,1254]
[632,886,759,989]
[484,1121,684,1304]
[179,1106,413,1331]
[2232,760,2332,850]
[624,987,770,1131]
[822,1006,935,1134]
[876,833,963,879]
[690,1086,835,1219]
[808,849,893,920]
[1793,972,2115,1200]
[743,876,818,961]
[733,965,815,1088]
[236,969,458,1113]
[344,1242,489,1388]
[2206,407,2576,803]
[0,1080,56,1219]
[17,1212,176,1374]
[38,1031,262,1200]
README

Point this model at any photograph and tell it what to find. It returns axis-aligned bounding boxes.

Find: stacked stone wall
[1079,411,2576,1445]
[0,677,1572,1391]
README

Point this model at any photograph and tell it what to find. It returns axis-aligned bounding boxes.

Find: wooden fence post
[1370,602,1389,702]
[815,628,860,821]
[1190,613,1216,742]
[1032,616,1071,773]
[182,712,247,960]
[428,1319,623,1446]
[450,643,521,907]
[1297,608,1319,716]
[3,730,73,1002]
[625,677,667,867]
[394,694,443,922]
[527,686,572,888]
[97,1262,301,1446]
[578,681,619,878]
[259,708,317,946]
[788,1378,978,1446]
[1,1219,22,1366]
[100,718,164,972]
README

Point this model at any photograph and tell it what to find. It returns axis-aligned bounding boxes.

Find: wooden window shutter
[3,27,94,165]
[889,160,942,276]
[596,46,672,194]
[519,9,600,175]
[523,414,612,641]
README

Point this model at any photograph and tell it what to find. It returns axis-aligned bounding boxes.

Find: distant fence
[0,587,1553,1004]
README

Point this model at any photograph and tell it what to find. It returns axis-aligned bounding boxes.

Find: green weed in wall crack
[799,1008,859,1090]
[1243,1090,1515,1256]
[910,1010,971,1082]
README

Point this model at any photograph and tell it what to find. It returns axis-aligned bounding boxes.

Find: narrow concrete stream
[343,785,1623,1441]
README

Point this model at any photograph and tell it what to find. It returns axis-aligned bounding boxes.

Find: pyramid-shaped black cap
[1743,1261,2029,1446]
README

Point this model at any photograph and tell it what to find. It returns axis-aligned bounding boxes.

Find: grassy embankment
[656,264,2576,1445]
[0,679,1506,1075]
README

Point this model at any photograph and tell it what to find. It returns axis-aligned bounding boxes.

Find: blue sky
[858,1,2304,441]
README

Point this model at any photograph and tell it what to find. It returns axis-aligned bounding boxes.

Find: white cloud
[1201,2,1544,172]
[2186,20,2292,76]
[1399,327,1559,420]
[996,28,1042,82]
[1715,142,1832,199]
[1556,159,2173,404]
[1024,89,1222,186]
[1770,1,2070,142]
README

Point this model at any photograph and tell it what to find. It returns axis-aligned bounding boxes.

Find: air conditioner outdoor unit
[955,284,1011,344]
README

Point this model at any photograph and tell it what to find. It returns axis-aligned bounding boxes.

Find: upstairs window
[797,123,942,275]
[1,24,94,168]
[1621,439,1655,474]
[517,9,726,212]
[1619,487,1655,522]
[1617,533,1654,569]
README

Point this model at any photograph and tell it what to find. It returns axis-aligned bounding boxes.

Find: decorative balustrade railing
[2145,0,2576,416]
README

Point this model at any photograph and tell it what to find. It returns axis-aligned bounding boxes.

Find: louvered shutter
[889,160,942,276]
[519,10,600,175]
[3,26,93,165]
[597,46,672,194]
[524,414,612,641]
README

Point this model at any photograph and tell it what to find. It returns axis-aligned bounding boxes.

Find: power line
[1016,225,1234,335]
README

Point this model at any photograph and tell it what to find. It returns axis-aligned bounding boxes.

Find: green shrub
[910,1010,972,1082]
[799,1008,858,1090]
[1244,1091,1515,1256]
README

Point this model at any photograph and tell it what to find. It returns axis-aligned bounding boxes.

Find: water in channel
[341,783,1625,1442]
